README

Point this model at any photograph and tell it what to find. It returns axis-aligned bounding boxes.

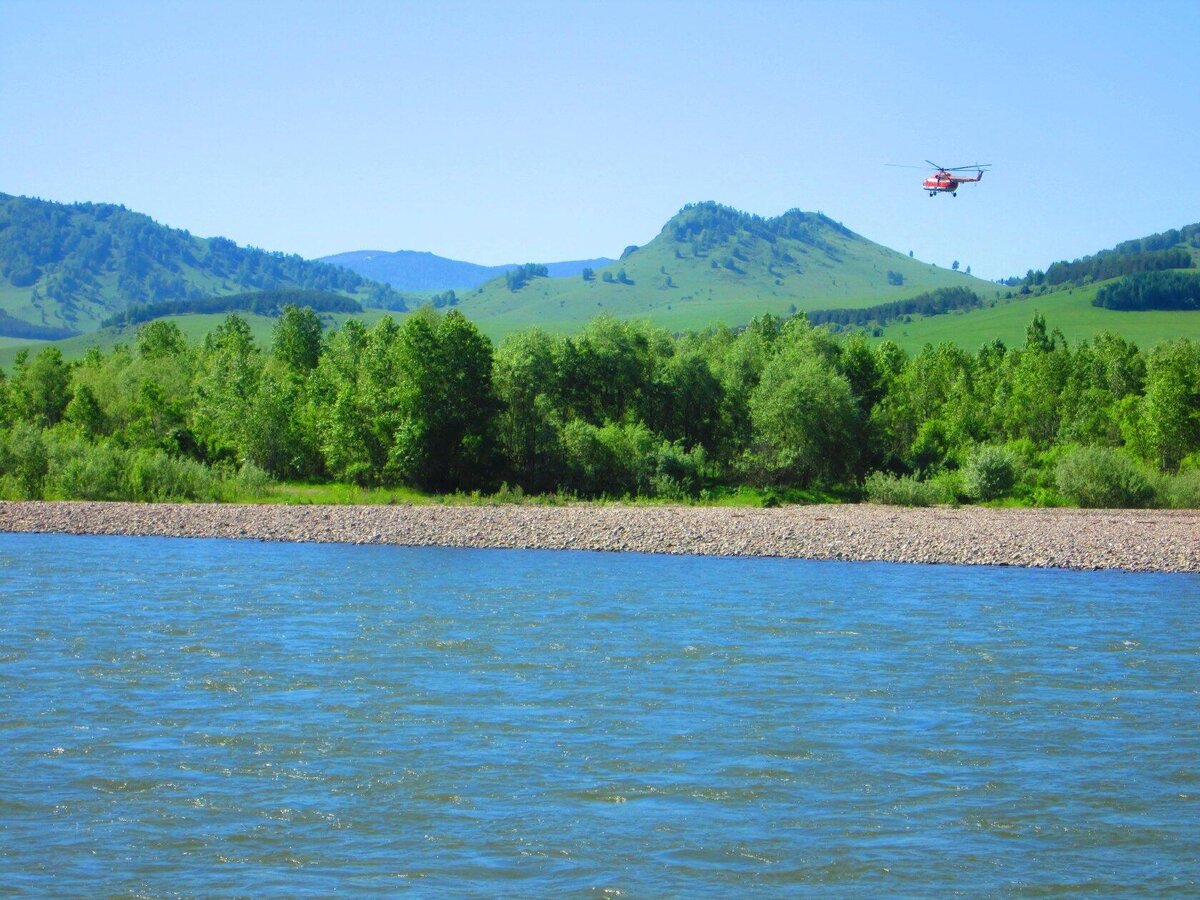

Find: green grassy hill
[874,222,1200,351]
[877,282,1200,352]
[3,193,1197,368]
[0,193,409,336]
[456,202,999,337]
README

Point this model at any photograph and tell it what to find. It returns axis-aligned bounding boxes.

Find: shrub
[1159,468,1200,509]
[49,439,129,500]
[962,445,1020,501]
[863,471,943,507]
[560,419,622,497]
[649,441,707,499]
[126,449,218,502]
[231,461,272,498]
[1054,446,1156,508]
[0,423,49,499]
[927,468,968,505]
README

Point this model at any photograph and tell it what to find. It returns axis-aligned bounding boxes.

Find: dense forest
[807,287,982,330]
[1,307,1197,507]
[1092,270,1200,311]
[1009,222,1199,291]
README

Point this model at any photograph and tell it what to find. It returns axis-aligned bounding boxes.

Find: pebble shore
[1,500,1197,572]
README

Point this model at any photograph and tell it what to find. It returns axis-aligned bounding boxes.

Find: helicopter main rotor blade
[943,163,992,171]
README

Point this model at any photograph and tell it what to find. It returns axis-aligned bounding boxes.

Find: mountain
[455,202,1001,337]
[0,193,410,337]
[318,249,616,292]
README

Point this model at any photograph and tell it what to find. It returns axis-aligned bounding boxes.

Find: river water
[1,533,1197,894]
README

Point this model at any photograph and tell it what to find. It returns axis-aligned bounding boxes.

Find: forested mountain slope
[0,193,408,336]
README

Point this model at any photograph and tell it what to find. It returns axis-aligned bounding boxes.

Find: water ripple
[1,534,1197,894]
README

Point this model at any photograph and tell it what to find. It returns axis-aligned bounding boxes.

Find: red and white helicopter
[890,160,992,197]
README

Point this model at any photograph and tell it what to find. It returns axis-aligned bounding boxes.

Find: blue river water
[1,532,1197,895]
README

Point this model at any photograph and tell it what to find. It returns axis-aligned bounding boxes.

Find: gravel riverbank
[2,500,1197,573]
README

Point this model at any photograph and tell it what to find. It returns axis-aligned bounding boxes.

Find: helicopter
[889,160,992,197]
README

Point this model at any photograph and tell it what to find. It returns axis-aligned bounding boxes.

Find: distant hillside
[0,193,409,336]
[457,201,999,337]
[319,248,616,292]
[1007,222,1200,290]
[876,221,1200,352]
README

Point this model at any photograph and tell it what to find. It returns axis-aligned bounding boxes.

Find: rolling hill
[874,221,1200,351]
[0,193,411,337]
[2,192,1197,368]
[453,201,1001,337]
[318,249,616,292]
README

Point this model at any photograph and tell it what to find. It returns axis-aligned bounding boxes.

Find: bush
[962,445,1020,501]
[232,461,272,498]
[1054,446,1156,508]
[126,449,218,502]
[927,468,968,504]
[560,419,622,497]
[0,423,49,499]
[863,471,944,506]
[649,441,707,499]
[49,438,129,500]
[1159,468,1200,509]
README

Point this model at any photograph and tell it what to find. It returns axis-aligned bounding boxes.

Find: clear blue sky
[3,0,1197,280]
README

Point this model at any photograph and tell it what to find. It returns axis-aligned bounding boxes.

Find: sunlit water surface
[1,533,1197,894]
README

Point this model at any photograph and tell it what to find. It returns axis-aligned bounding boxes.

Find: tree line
[0,309,80,340]
[100,290,364,329]
[1092,270,1200,311]
[1005,221,1198,290]
[806,287,981,330]
[1,307,1198,506]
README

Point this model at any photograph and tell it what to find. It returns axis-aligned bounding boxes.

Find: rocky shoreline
[1,500,1197,573]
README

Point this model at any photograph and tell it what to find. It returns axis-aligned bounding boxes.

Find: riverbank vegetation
[1,305,1198,507]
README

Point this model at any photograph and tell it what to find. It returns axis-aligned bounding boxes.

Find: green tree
[554,316,658,426]
[242,366,313,478]
[137,320,188,359]
[647,350,724,451]
[493,329,564,490]
[64,383,108,437]
[191,314,261,463]
[1,421,49,498]
[748,347,857,486]
[310,319,374,483]
[11,347,71,428]
[272,304,323,373]
[1130,339,1200,470]
[873,343,977,472]
[996,316,1070,446]
[1059,332,1144,446]
[387,310,498,490]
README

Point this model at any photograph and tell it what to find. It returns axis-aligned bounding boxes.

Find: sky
[2,0,1198,281]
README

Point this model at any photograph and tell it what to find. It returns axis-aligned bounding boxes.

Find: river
[2,533,1196,894]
